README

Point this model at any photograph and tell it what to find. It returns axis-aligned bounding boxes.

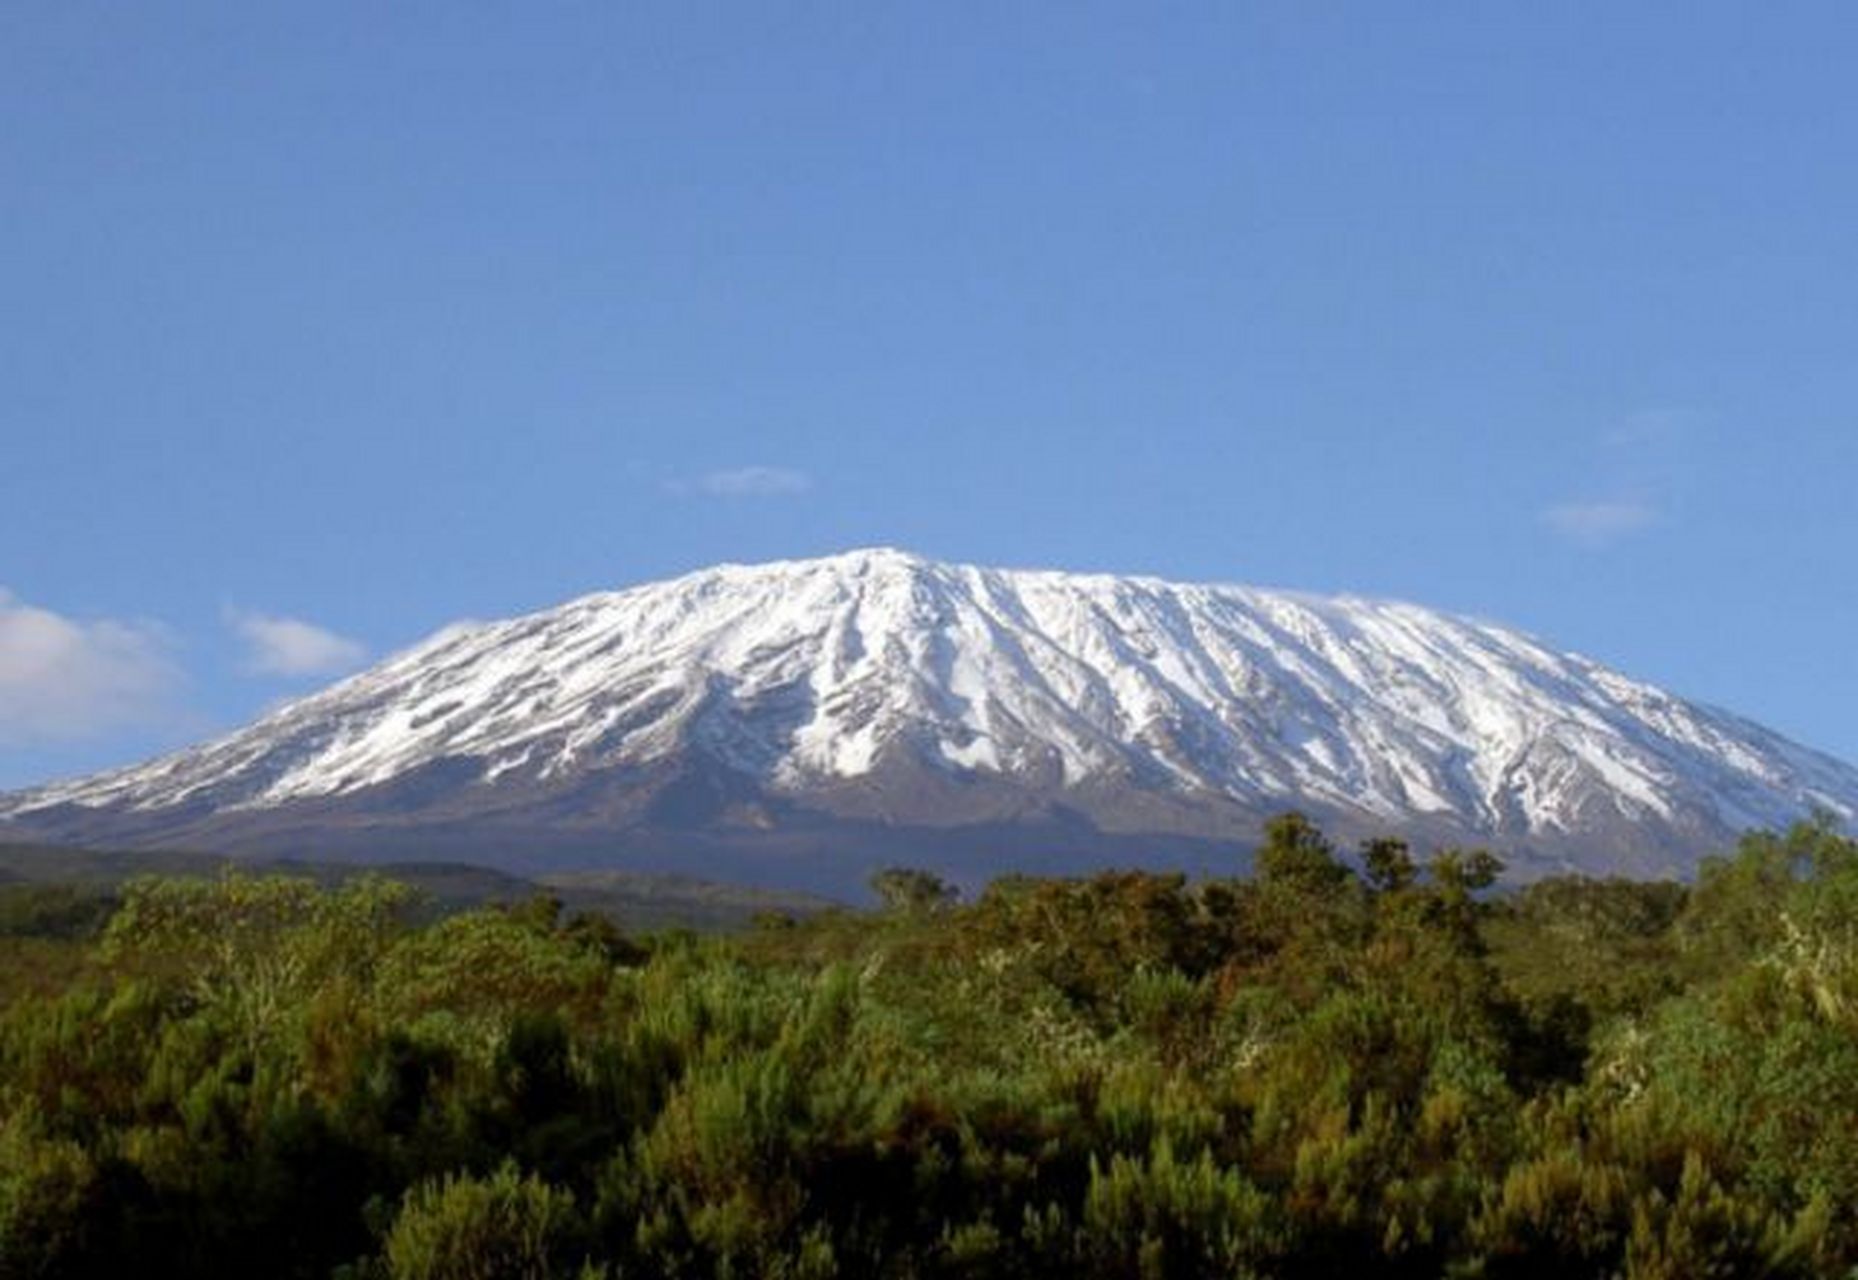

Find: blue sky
[3,3,1856,788]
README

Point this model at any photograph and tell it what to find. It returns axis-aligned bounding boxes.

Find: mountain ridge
[4,549,1853,891]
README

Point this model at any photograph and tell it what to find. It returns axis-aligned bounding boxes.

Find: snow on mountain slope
[4,549,1854,876]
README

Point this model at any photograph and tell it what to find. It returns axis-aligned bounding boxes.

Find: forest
[3,813,1856,1278]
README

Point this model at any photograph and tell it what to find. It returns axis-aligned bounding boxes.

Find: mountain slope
[4,549,1853,888]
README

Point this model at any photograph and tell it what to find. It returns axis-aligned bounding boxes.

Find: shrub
[383,1162,585,1280]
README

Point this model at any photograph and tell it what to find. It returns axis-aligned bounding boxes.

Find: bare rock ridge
[4,549,1854,892]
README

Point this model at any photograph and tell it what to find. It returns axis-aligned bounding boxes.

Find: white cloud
[1542,500,1658,549]
[227,609,367,677]
[677,465,814,498]
[0,589,183,746]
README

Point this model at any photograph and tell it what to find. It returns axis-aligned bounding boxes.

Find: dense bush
[0,817,1854,1276]
[382,1163,586,1280]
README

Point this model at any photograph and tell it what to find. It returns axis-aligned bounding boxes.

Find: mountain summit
[6,549,1854,890]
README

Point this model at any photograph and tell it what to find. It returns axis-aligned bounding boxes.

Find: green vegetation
[2,815,1856,1277]
[0,843,833,935]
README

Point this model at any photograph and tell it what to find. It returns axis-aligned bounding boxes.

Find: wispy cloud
[227,609,367,678]
[1542,500,1659,549]
[0,589,183,745]
[1542,408,1700,550]
[669,465,814,498]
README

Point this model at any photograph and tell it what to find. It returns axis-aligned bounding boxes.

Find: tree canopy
[1,816,1855,1276]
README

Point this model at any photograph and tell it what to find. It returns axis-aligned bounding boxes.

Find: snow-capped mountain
[5,549,1854,889]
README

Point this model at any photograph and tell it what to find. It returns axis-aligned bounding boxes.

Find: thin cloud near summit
[666,466,815,498]
[225,608,368,678]
[1541,499,1658,549]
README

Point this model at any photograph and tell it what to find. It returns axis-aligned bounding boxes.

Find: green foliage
[0,815,1855,1275]
[1485,876,1687,1021]
[0,883,117,941]
[869,866,959,913]
[1360,837,1417,894]
[384,1162,587,1280]
[1074,1138,1281,1278]
[0,1110,103,1278]
[1253,812,1353,894]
